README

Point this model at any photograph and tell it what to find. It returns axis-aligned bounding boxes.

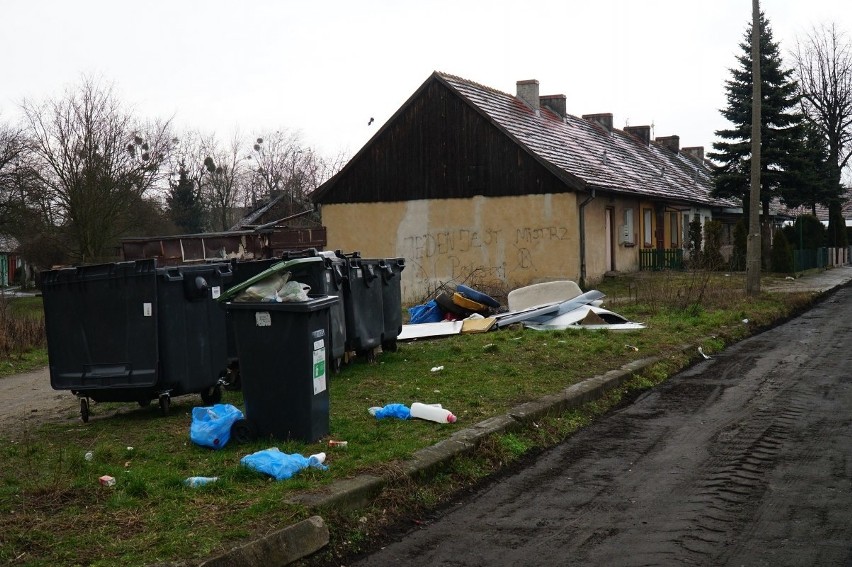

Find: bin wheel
[333,357,343,374]
[357,349,377,363]
[159,394,171,416]
[138,398,151,408]
[200,383,222,405]
[230,419,256,444]
[80,398,90,423]
[382,339,398,353]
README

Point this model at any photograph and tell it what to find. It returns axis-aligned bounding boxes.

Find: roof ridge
[435,71,517,101]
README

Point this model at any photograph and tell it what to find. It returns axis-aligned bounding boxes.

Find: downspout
[578,188,596,289]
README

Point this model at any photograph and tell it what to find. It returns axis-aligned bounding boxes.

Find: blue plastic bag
[408,300,442,324]
[369,403,411,420]
[240,448,328,480]
[190,403,244,449]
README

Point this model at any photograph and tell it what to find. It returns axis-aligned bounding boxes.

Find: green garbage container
[225,296,338,443]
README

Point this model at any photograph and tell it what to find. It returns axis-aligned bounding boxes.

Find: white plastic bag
[278,281,311,302]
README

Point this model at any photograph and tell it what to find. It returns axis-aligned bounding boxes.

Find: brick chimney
[656,135,680,153]
[682,146,705,161]
[624,125,651,145]
[540,94,566,117]
[516,80,540,112]
[582,113,613,132]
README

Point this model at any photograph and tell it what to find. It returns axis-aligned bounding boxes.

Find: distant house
[312,72,737,302]
[0,234,23,287]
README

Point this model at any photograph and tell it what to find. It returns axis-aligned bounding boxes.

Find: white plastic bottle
[410,402,457,423]
[184,476,219,487]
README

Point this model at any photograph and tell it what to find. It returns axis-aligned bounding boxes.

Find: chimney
[624,125,651,145]
[516,79,540,112]
[540,94,566,117]
[582,113,613,132]
[656,135,680,153]
[682,146,705,161]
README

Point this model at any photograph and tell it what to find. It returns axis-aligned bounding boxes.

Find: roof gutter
[578,188,596,288]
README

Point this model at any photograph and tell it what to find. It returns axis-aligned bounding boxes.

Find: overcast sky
[2,1,849,162]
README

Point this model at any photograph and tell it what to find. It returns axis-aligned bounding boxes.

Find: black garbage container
[337,251,384,360]
[225,296,338,443]
[41,259,232,421]
[280,250,347,372]
[222,257,283,389]
[378,257,406,352]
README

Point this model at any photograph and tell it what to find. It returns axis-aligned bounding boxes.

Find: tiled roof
[437,72,737,208]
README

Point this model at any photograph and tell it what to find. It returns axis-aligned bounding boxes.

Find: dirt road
[0,366,80,437]
[353,287,852,566]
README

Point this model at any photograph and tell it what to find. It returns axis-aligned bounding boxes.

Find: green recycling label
[312,338,327,394]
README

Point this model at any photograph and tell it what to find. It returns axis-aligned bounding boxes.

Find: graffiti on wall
[403,224,571,282]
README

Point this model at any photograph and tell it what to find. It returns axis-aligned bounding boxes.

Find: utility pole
[746,0,762,295]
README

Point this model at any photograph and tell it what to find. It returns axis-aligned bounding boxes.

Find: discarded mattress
[507,280,583,311]
[496,290,604,328]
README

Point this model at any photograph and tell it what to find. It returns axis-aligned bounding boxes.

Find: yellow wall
[319,193,676,303]
[320,193,582,302]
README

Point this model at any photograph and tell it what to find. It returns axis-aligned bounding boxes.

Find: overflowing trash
[241,448,328,481]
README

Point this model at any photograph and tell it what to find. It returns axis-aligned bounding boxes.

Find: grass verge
[0,272,823,565]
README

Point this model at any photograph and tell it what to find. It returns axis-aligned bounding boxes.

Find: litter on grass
[400,281,644,340]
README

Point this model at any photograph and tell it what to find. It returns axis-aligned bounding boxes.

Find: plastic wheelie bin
[222,288,338,444]
[41,259,233,422]
[280,249,347,372]
[336,251,384,361]
[378,257,405,352]
[222,257,283,389]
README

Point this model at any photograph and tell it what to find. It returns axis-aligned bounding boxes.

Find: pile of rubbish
[399,280,644,340]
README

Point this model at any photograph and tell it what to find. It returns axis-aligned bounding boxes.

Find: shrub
[770,229,794,274]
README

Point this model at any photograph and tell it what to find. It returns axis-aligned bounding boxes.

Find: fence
[639,248,684,271]
[793,248,829,272]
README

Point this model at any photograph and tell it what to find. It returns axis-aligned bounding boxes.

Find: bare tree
[794,23,852,246]
[201,132,249,231]
[248,129,311,211]
[21,77,172,262]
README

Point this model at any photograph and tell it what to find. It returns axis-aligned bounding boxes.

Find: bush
[785,215,826,250]
[702,220,725,270]
[770,229,794,274]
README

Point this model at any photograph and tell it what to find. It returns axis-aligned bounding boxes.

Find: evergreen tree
[167,161,205,234]
[709,11,804,218]
[770,228,794,273]
[781,122,837,214]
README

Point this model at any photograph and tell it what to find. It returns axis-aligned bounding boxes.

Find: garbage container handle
[379,260,395,281]
[363,262,378,285]
[162,268,184,282]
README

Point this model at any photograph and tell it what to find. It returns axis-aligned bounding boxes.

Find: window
[643,208,653,247]
[622,208,634,244]
[670,212,678,247]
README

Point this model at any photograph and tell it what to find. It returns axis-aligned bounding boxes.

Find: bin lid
[217,257,323,302]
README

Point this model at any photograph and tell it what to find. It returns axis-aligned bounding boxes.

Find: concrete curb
[199,515,328,567]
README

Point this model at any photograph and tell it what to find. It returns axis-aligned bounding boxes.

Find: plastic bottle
[410,402,457,423]
[184,476,219,487]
